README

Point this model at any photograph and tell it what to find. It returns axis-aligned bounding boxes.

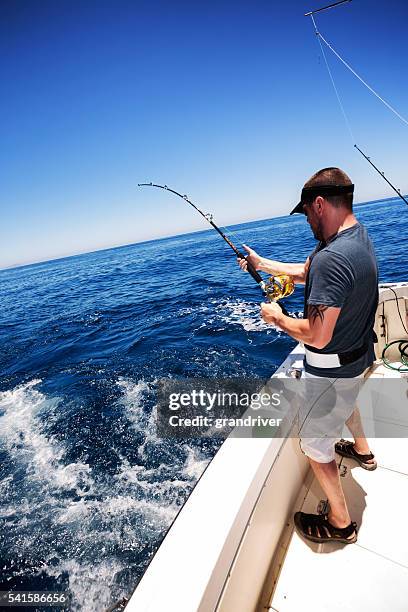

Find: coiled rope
[382,340,408,372]
[381,288,408,372]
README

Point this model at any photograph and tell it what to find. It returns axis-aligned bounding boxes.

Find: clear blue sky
[1,0,407,268]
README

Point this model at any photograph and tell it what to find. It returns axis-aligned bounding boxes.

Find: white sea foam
[98,495,177,525]
[114,379,214,518]
[1,378,213,612]
[214,298,272,331]
[57,494,177,527]
[177,297,295,334]
[55,498,90,524]
[0,380,93,494]
[0,475,13,495]
[211,298,301,332]
[117,378,159,459]
[182,446,211,480]
[46,558,125,612]
[116,467,192,505]
[195,297,278,332]
[116,459,171,486]
[117,378,149,409]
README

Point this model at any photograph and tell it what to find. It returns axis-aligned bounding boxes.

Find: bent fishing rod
[137,182,294,307]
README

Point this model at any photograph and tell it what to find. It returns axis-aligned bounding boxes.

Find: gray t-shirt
[304,222,378,377]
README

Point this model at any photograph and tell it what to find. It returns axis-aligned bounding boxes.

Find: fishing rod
[138,183,262,284]
[138,182,294,306]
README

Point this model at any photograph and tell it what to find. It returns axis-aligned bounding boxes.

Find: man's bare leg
[345,406,376,464]
[309,457,352,528]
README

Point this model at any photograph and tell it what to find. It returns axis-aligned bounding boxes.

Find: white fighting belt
[304,347,341,368]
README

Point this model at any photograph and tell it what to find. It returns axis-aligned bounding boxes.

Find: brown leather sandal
[294,511,358,544]
[335,439,377,471]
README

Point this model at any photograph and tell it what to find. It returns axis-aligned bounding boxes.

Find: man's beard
[312,220,324,242]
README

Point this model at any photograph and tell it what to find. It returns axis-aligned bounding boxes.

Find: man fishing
[239,167,378,544]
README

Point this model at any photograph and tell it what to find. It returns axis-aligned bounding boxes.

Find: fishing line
[216,222,250,256]
[311,14,355,143]
[316,30,408,128]
[306,1,408,206]
[202,214,250,258]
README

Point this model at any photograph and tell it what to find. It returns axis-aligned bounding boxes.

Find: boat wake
[0,379,214,611]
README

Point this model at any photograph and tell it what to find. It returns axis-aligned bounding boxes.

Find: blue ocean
[0,198,406,611]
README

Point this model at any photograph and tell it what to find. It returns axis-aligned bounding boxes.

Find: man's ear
[315,195,324,215]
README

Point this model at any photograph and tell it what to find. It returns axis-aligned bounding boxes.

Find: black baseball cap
[290,184,355,215]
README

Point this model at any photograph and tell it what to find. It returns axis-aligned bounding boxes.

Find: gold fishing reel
[263,274,295,302]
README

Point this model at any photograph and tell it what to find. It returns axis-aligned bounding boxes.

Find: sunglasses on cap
[290,184,354,215]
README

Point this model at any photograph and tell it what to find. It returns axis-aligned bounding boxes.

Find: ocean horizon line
[2,194,404,273]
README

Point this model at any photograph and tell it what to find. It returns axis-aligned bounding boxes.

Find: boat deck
[268,362,408,612]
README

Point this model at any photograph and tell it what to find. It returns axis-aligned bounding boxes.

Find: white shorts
[299,371,364,463]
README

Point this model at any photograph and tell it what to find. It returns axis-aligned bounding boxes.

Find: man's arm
[239,245,309,284]
[261,302,341,349]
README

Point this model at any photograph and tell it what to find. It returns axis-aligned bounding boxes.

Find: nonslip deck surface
[268,437,408,612]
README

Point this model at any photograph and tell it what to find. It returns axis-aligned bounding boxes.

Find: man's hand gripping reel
[238,252,294,315]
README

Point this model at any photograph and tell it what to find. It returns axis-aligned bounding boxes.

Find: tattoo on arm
[308,304,328,324]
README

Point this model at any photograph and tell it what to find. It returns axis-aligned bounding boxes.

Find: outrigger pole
[305,0,352,17]
[354,146,408,206]
[305,0,408,206]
